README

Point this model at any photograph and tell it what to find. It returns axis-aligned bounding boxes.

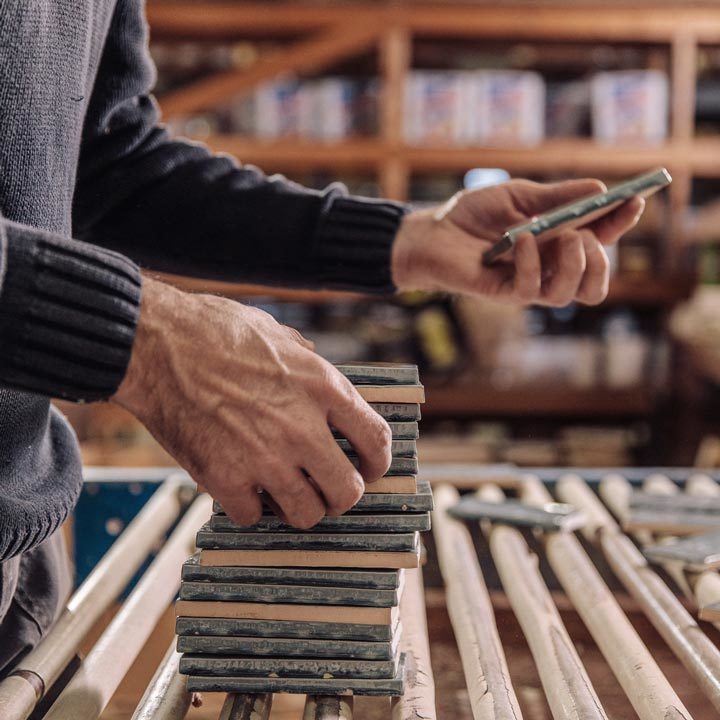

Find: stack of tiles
[176,363,432,696]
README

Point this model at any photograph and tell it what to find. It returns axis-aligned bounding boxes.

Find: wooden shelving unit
[142,2,717,420]
[147,1,720,206]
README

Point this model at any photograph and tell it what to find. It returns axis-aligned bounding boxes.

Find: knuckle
[330,480,363,515]
[370,417,393,454]
[284,478,309,502]
[517,282,539,303]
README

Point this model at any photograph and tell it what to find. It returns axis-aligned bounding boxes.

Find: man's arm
[0,214,141,401]
[0,214,392,529]
[72,0,405,295]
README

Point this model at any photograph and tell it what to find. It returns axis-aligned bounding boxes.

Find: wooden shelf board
[405,142,683,175]
[154,273,367,303]
[148,4,720,43]
[155,274,686,307]
[191,136,709,176]
[605,277,693,306]
[423,384,657,417]
[202,136,384,170]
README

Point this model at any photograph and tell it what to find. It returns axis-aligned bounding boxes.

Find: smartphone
[482,167,672,265]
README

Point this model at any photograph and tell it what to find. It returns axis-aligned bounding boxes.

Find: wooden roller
[685,475,720,626]
[0,476,189,720]
[557,474,720,713]
[303,696,352,720]
[600,474,691,599]
[43,494,213,720]
[131,643,191,720]
[476,484,608,720]
[687,474,720,497]
[391,567,436,720]
[520,475,692,720]
[432,484,522,720]
[220,693,273,720]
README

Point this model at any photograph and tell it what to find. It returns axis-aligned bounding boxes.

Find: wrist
[112,276,178,418]
[390,209,437,291]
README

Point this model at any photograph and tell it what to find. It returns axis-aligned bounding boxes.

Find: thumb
[512,178,607,217]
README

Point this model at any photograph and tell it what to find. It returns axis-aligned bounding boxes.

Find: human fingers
[575,232,611,305]
[539,231,587,307]
[301,428,366,516]
[506,232,542,303]
[588,196,645,245]
[217,484,264,527]
[508,178,606,218]
[328,397,392,483]
[262,465,327,529]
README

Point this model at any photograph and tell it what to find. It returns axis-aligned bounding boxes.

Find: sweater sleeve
[73,0,407,295]
[0,216,142,401]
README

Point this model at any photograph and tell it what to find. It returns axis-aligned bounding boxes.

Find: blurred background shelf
[59,1,720,468]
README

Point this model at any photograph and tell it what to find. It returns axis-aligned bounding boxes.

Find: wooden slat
[557,474,720,714]
[600,473,692,597]
[684,477,720,628]
[43,495,213,720]
[671,32,698,143]
[405,142,684,175]
[159,25,381,117]
[201,137,384,170]
[0,478,187,720]
[219,693,272,720]
[477,484,608,720]
[432,484,522,720]
[147,4,720,43]
[391,568,436,720]
[379,27,410,199]
[303,696,352,720]
[189,135,720,181]
[130,644,191,720]
[520,475,692,720]
[423,384,654,417]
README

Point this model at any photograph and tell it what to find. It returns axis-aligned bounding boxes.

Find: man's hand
[112,278,392,529]
[392,179,645,307]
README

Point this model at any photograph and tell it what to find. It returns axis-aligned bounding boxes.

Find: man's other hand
[112,278,392,529]
[392,178,645,307]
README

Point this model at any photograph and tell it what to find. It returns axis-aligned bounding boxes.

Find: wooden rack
[5,466,719,719]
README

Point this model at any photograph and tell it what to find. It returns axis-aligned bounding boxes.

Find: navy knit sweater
[0,0,405,560]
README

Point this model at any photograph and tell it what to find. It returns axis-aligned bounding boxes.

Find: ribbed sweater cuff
[0,222,142,401]
[314,196,408,295]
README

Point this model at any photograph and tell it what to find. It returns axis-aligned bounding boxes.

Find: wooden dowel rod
[687,474,720,497]
[391,567,436,720]
[303,695,353,720]
[558,475,720,713]
[476,484,608,720]
[685,477,720,628]
[220,693,273,720]
[43,494,212,720]
[519,475,692,720]
[643,474,678,495]
[131,643,191,720]
[432,484,523,720]
[598,474,633,524]
[600,474,691,598]
[0,476,188,720]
